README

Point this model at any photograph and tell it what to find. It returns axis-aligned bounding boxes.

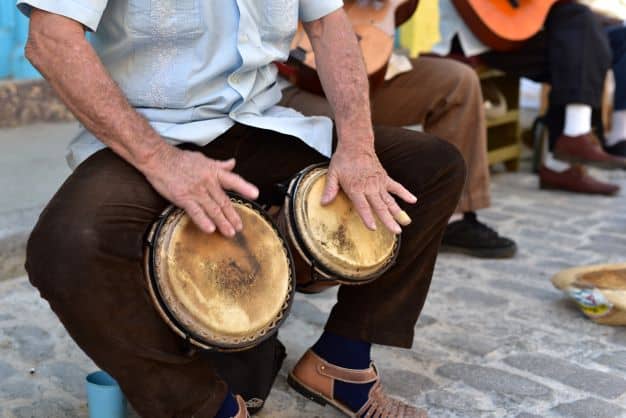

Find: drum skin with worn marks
[282,164,400,293]
[145,197,294,351]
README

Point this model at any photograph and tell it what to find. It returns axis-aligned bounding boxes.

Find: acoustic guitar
[451,0,560,51]
[277,0,419,96]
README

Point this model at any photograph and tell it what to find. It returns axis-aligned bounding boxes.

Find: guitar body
[277,0,416,96]
[451,0,559,51]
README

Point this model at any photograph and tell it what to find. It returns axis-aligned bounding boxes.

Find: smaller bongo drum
[552,263,626,326]
[281,164,400,293]
[145,196,294,351]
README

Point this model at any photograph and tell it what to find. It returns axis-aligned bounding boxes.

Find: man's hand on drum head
[143,145,259,237]
[322,144,417,235]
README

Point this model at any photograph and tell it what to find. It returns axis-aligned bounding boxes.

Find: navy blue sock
[214,391,239,418]
[312,331,374,412]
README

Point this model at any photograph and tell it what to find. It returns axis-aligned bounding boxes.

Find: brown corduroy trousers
[280,56,490,213]
[25,122,465,417]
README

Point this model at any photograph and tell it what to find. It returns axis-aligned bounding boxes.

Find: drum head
[150,200,292,350]
[291,167,398,280]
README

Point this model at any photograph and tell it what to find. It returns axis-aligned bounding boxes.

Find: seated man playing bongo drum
[19,1,465,417]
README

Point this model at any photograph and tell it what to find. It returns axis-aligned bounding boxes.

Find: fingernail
[394,210,412,226]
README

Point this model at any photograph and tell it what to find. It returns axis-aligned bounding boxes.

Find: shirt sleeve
[16,0,108,31]
[299,0,343,22]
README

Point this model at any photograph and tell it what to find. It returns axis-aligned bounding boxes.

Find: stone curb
[0,79,74,129]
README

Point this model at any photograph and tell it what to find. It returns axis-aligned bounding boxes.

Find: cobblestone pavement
[1,169,626,418]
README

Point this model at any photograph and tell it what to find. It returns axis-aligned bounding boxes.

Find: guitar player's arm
[303,8,417,235]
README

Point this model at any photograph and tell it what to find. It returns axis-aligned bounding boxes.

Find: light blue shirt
[17,0,343,168]
[431,0,490,57]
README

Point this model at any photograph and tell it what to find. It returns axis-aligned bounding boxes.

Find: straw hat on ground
[551,263,626,325]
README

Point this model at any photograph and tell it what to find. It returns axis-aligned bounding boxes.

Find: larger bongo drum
[282,164,400,292]
[145,197,295,351]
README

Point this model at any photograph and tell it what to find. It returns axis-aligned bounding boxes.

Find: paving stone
[445,287,508,307]
[504,354,626,399]
[416,314,437,328]
[551,397,626,418]
[578,242,626,257]
[488,279,560,302]
[0,313,14,321]
[479,260,544,278]
[436,363,552,399]
[381,369,436,399]
[589,234,626,247]
[289,300,326,327]
[612,332,626,347]
[516,414,544,418]
[432,332,499,356]
[38,361,87,398]
[0,359,17,380]
[595,351,626,372]
[0,378,37,400]
[13,398,77,418]
[3,324,54,362]
[425,389,494,415]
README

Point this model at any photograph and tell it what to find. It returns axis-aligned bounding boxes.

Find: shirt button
[230,74,240,84]
[239,33,249,43]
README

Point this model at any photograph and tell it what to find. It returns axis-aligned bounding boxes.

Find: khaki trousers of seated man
[280,56,489,214]
[25,123,465,417]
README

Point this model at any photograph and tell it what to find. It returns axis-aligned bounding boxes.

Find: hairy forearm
[26,11,167,172]
[304,9,374,150]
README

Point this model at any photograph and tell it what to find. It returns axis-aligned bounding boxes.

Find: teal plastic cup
[86,371,127,418]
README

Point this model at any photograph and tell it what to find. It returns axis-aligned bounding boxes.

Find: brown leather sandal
[288,350,427,418]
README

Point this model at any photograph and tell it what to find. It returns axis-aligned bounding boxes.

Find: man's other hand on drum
[306,9,417,235]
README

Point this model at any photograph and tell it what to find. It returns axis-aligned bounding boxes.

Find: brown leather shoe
[288,350,427,417]
[539,165,620,196]
[233,395,250,418]
[553,133,626,170]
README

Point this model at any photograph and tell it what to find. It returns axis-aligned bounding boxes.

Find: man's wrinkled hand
[143,145,259,237]
[322,144,417,234]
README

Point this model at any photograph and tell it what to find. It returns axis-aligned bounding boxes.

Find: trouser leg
[608,25,626,111]
[370,57,488,213]
[280,56,485,213]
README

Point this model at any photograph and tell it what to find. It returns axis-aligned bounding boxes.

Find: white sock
[563,104,592,137]
[449,213,463,223]
[544,152,571,171]
[606,110,626,146]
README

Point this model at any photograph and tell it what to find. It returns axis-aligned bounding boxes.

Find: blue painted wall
[0,4,41,79]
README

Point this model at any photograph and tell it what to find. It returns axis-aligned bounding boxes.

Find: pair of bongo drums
[144,165,400,351]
